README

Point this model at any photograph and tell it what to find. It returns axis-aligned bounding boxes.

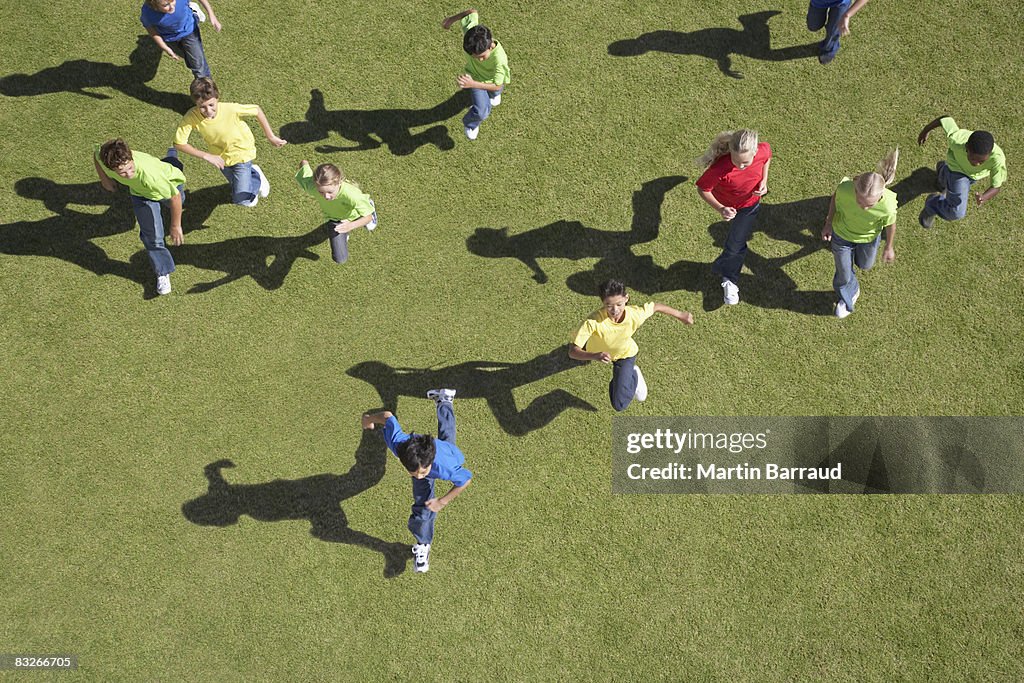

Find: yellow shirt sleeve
[572,318,598,349]
[173,109,199,146]
[235,103,260,117]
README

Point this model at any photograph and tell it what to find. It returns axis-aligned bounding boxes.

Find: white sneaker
[412,543,431,573]
[633,365,648,401]
[156,274,172,295]
[464,126,479,141]
[722,280,739,305]
[367,200,377,231]
[426,388,456,403]
[489,92,502,106]
[835,288,860,319]
[252,164,270,198]
[189,1,207,22]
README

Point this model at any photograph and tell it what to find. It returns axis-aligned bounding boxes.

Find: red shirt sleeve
[696,156,727,192]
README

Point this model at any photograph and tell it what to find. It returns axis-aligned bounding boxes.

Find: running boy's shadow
[347,347,594,437]
[279,89,471,156]
[0,36,194,113]
[608,11,818,79]
[129,223,329,293]
[181,430,410,578]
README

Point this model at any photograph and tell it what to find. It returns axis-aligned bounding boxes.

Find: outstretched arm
[195,0,222,31]
[653,302,694,325]
[839,0,870,36]
[144,26,180,60]
[255,106,287,147]
[442,8,477,29]
[569,344,611,364]
[168,192,184,246]
[361,411,394,429]
[917,116,950,145]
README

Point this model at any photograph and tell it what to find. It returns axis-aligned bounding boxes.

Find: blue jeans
[408,400,456,545]
[327,200,377,264]
[131,151,185,277]
[220,161,259,205]
[924,161,975,222]
[462,87,503,129]
[610,355,638,412]
[807,0,851,58]
[831,232,879,312]
[167,20,211,80]
[711,202,761,285]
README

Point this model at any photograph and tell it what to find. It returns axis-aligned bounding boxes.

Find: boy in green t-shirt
[442,8,510,140]
[917,116,1007,229]
[93,138,186,295]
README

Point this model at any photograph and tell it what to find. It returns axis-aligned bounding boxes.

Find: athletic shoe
[722,280,740,305]
[252,164,270,198]
[818,52,837,65]
[935,161,947,191]
[241,195,259,208]
[489,92,502,106]
[426,388,457,403]
[189,2,207,22]
[464,126,479,141]
[412,543,431,573]
[918,205,936,229]
[156,274,172,295]
[834,288,860,319]
[367,201,377,231]
[633,366,648,401]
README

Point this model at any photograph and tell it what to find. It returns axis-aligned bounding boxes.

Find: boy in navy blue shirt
[141,0,221,80]
[361,389,472,573]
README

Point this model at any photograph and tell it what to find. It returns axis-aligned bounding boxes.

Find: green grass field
[2,0,1023,679]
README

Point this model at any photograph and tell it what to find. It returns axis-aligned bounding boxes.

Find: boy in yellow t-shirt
[441,8,510,141]
[569,280,694,411]
[174,78,287,207]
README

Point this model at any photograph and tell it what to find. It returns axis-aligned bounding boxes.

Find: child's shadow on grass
[182,429,410,578]
[608,11,818,79]
[2,177,327,297]
[468,169,937,316]
[347,347,594,437]
[279,89,470,156]
[0,36,194,113]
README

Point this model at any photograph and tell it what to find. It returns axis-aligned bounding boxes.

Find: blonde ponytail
[696,129,759,169]
[854,148,899,200]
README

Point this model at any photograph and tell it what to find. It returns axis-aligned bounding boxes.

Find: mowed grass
[1,0,1022,680]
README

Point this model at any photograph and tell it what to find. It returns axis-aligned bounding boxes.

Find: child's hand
[164,48,180,61]
[678,311,695,325]
[299,160,310,170]
[210,16,222,31]
[821,224,833,242]
[883,246,895,263]
[975,192,986,206]
[425,498,446,513]
[719,206,737,221]
[334,221,352,234]
[169,225,184,246]
[269,135,287,148]
[917,129,930,145]
[595,352,612,364]
[839,15,852,36]
[457,74,476,89]
[361,414,375,430]
[753,182,768,196]
[205,153,225,170]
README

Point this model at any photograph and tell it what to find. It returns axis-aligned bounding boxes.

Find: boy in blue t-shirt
[806,0,869,65]
[141,0,221,80]
[361,389,472,574]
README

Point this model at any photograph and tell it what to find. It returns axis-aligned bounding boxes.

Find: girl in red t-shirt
[695,129,772,305]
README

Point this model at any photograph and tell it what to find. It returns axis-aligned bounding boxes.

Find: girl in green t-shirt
[821,149,899,318]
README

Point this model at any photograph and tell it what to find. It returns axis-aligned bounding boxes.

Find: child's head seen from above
[100,139,135,179]
[397,434,437,479]
[966,131,994,166]
[313,163,343,200]
[599,279,629,322]
[190,77,220,119]
[463,25,494,60]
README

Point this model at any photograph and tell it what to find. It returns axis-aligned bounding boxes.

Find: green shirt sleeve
[295,164,319,198]
[460,11,480,34]
[340,182,374,218]
[989,147,1007,188]
[940,117,959,138]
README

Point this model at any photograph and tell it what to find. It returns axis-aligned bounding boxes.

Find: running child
[569,280,694,411]
[174,78,286,207]
[361,389,472,574]
[295,161,377,264]
[917,116,1007,229]
[441,8,510,140]
[821,149,899,318]
[141,0,221,81]
[695,128,772,306]
[93,139,186,295]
